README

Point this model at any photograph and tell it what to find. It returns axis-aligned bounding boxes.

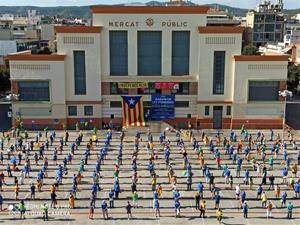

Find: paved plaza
[0,128,299,225]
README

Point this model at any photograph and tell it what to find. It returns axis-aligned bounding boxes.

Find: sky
[0,0,298,9]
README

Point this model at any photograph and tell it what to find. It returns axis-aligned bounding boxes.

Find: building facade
[246,0,284,47]
[8,6,288,130]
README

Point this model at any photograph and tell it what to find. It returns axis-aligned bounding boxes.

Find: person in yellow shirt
[261,192,268,207]
[200,200,206,218]
[216,208,223,224]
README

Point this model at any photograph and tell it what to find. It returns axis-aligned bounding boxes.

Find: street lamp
[278,90,293,143]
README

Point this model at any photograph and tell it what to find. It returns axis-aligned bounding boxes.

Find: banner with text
[118,82,148,89]
[155,82,179,90]
[151,94,175,120]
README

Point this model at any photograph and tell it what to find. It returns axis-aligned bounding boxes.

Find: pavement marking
[245,218,251,225]
[190,201,195,212]
[201,217,205,225]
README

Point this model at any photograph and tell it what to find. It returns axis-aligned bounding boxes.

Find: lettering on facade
[108,19,188,28]
[161,21,188,27]
[108,21,139,27]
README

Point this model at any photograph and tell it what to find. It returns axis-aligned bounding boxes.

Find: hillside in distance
[0,2,298,18]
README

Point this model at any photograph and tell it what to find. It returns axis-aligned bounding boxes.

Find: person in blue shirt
[282,167,288,184]
[114,181,120,199]
[174,200,180,217]
[173,189,180,201]
[214,192,221,209]
[281,192,287,208]
[240,191,247,207]
[294,182,300,198]
[257,184,263,199]
[197,182,204,199]
[154,199,160,217]
[101,200,108,220]
[242,202,249,218]
[297,151,300,165]
[109,190,114,208]
[244,170,250,185]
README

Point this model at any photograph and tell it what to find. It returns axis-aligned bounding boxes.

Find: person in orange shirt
[50,184,56,193]
[14,183,20,200]
[157,183,163,197]
[69,193,75,209]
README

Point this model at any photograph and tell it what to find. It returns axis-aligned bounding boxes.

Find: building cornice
[54,26,103,33]
[198,26,244,33]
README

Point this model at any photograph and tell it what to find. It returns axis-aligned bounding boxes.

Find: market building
[7,5,288,130]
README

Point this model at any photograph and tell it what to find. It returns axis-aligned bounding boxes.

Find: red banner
[155,82,179,90]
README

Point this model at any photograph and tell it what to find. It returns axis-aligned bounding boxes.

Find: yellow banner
[118,82,148,89]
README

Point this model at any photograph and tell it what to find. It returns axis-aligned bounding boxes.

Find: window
[172,31,190,75]
[84,106,93,116]
[110,101,122,108]
[110,31,128,75]
[254,24,264,32]
[175,101,189,108]
[265,24,274,32]
[138,31,162,75]
[265,14,275,22]
[110,82,128,95]
[226,106,231,116]
[248,81,279,101]
[19,81,50,101]
[171,83,189,95]
[213,51,226,95]
[138,83,161,95]
[74,51,86,95]
[205,106,210,116]
[68,106,77,116]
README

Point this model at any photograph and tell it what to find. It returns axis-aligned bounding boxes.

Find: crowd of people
[0,125,299,222]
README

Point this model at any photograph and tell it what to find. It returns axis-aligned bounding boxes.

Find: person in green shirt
[19,200,26,219]
[132,191,139,208]
[287,202,294,219]
[41,203,49,221]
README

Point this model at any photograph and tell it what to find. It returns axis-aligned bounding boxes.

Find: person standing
[132,191,139,208]
[195,191,200,209]
[242,202,248,218]
[41,203,49,221]
[261,192,267,207]
[216,208,223,225]
[154,199,160,218]
[0,194,3,211]
[19,200,26,219]
[101,200,108,220]
[266,201,273,218]
[126,201,132,220]
[109,190,114,208]
[287,202,294,219]
[175,200,181,218]
[199,200,206,218]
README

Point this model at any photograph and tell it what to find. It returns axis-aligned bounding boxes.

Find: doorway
[213,106,223,129]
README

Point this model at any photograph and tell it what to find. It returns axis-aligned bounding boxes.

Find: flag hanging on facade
[121,95,145,127]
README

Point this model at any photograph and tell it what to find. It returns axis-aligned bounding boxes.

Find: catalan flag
[121,95,145,127]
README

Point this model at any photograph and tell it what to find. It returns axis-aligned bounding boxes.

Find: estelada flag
[121,95,145,127]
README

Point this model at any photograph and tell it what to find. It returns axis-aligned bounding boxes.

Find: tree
[0,67,10,94]
[242,45,259,55]
[287,64,300,92]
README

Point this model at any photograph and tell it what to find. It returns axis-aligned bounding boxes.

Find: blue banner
[151,94,175,120]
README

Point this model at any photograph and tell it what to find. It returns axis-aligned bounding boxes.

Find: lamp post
[278,90,293,143]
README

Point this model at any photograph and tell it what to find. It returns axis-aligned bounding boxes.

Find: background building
[246,0,285,47]
[8,5,288,130]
